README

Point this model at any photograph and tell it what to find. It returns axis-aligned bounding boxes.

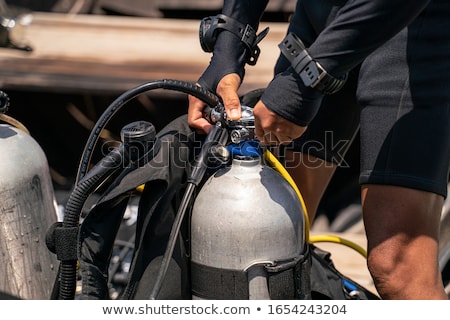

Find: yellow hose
[263,149,368,259]
[309,234,367,258]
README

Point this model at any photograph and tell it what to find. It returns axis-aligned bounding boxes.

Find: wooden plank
[0,12,288,95]
[51,0,296,16]
[156,0,296,12]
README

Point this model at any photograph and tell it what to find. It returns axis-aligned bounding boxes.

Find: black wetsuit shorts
[283,0,450,197]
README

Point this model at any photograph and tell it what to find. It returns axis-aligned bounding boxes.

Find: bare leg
[362,184,447,299]
[284,150,337,222]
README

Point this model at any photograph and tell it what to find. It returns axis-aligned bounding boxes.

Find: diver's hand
[188,73,242,134]
[215,73,242,121]
[253,100,307,145]
[188,93,213,134]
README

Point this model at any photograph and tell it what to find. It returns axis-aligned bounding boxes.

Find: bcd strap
[265,244,312,300]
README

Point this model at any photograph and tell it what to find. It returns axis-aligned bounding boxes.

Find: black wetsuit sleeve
[262,0,431,127]
[308,0,431,77]
[197,0,269,92]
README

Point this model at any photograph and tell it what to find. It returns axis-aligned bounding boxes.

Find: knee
[367,242,443,299]
[366,246,406,298]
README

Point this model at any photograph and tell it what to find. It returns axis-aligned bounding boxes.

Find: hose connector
[121,120,156,164]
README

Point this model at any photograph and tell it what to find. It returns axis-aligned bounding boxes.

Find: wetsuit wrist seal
[279,33,347,94]
[199,14,269,65]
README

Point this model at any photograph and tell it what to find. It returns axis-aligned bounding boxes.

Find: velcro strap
[54,225,79,261]
[200,14,269,65]
[279,32,347,94]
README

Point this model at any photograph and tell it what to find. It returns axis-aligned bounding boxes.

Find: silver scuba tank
[0,123,58,299]
[190,105,306,300]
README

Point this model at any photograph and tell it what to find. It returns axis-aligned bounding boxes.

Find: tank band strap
[191,262,249,299]
[190,247,311,300]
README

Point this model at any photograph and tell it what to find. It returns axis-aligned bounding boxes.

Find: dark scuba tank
[190,105,307,300]
[0,106,58,299]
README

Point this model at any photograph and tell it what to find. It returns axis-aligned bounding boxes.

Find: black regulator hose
[58,145,127,300]
[53,80,219,299]
[55,120,158,299]
[75,79,220,185]
[56,120,157,299]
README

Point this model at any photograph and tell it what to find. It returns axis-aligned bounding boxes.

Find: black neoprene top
[198,0,431,126]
